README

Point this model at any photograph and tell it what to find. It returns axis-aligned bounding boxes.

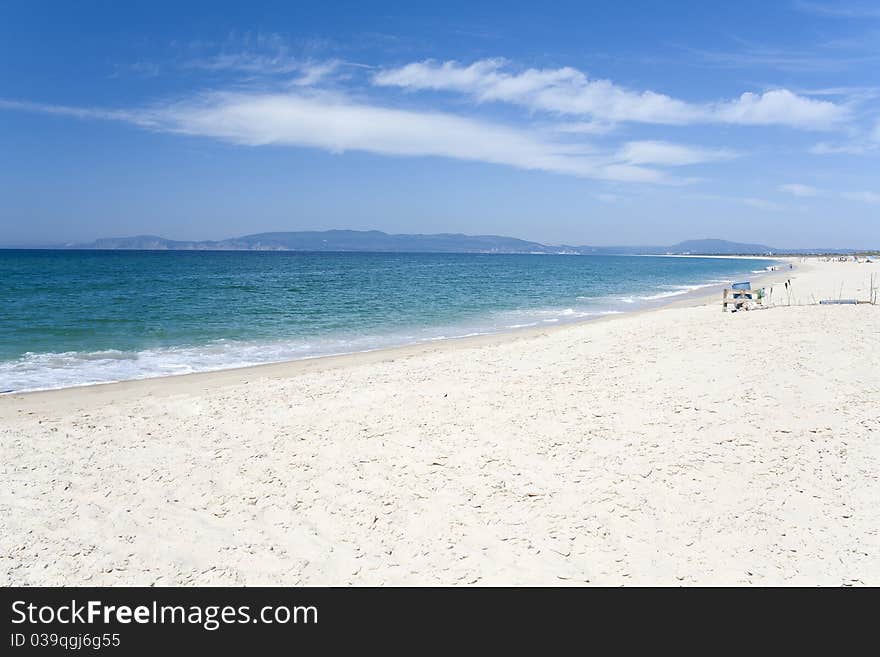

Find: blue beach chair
[722,281,762,311]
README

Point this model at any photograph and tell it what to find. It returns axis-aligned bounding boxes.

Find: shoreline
[2,255,878,585]
[0,258,788,404]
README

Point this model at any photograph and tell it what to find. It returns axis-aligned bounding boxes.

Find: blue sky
[1,0,878,248]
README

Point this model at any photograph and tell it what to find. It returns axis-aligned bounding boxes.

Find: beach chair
[722,282,764,312]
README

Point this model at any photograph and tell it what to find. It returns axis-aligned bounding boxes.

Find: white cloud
[0,92,667,183]
[153,92,664,181]
[550,120,616,135]
[779,183,820,196]
[809,109,880,155]
[185,52,342,86]
[794,1,880,18]
[688,193,794,211]
[743,197,786,211]
[682,46,879,74]
[810,126,880,155]
[0,99,157,127]
[290,61,342,86]
[374,59,849,129]
[187,52,301,74]
[617,140,736,166]
[711,89,845,128]
[810,140,877,155]
[842,190,880,203]
[18,56,843,186]
[778,185,880,204]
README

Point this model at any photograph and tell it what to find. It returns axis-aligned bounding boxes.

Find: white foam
[0,336,399,393]
[637,280,728,301]
[0,269,755,393]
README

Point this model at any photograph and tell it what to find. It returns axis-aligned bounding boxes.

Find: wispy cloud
[811,120,880,154]
[11,52,869,187]
[680,45,880,73]
[129,61,162,78]
[156,31,356,88]
[779,183,821,196]
[675,29,880,74]
[743,197,787,211]
[185,51,301,74]
[617,140,737,166]
[841,190,880,203]
[793,1,880,19]
[687,193,794,212]
[810,141,877,155]
[777,184,880,204]
[549,120,617,135]
[0,92,671,183]
[182,49,344,87]
[373,59,849,129]
[290,61,344,86]
[3,87,752,183]
[152,91,621,176]
[0,99,157,127]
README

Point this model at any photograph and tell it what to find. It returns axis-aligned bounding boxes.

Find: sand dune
[2,258,878,585]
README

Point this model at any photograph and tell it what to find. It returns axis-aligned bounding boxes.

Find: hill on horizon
[11,230,859,254]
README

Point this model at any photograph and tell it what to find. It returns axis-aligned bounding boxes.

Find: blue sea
[0,250,776,392]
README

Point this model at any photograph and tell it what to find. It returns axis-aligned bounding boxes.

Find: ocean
[0,250,776,392]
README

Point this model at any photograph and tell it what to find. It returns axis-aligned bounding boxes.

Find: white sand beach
[2,258,878,586]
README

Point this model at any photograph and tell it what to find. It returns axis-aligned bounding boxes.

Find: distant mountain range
[22,230,863,255]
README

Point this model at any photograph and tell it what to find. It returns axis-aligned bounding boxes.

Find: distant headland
[5,230,868,255]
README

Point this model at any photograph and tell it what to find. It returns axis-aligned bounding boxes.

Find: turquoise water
[0,250,775,392]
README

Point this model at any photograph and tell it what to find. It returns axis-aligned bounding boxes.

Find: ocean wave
[0,263,767,393]
[637,280,729,301]
[0,307,632,392]
[0,337,387,393]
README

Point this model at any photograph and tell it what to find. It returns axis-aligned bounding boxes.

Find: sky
[0,0,878,248]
